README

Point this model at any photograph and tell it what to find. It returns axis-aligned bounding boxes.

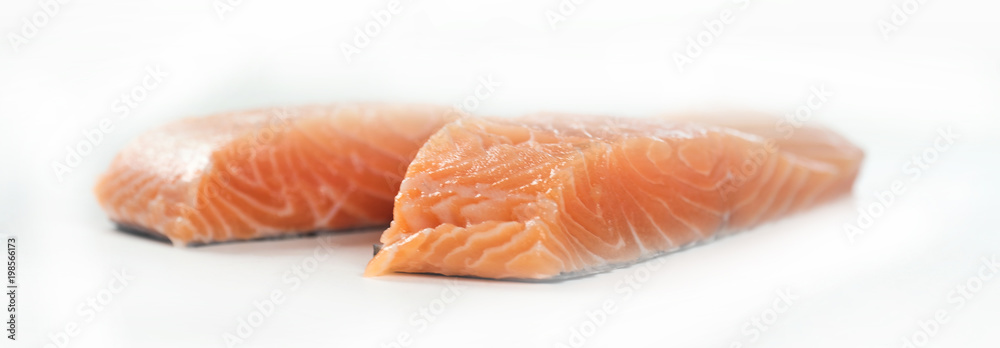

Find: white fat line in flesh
[302,119,409,165]
[220,151,309,238]
[526,126,539,144]
[316,185,350,227]
[539,194,605,268]
[481,160,535,189]
[349,152,368,178]
[638,140,726,203]
[614,141,702,239]
[623,214,651,256]
[119,176,163,229]
[714,171,735,193]
[249,151,282,192]
[648,126,702,141]
[618,143,664,185]
[145,195,168,231]
[729,154,778,208]
[616,179,677,251]
[423,223,470,262]
[468,222,545,274]
[779,169,815,213]
[549,223,592,273]
[673,192,724,239]
[380,229,423,260]
[106,169,152,218]
[202,197,233,242]
[429,196,460,225]
[416,174,538,206]
[505,241,564,279]
[207,155,297,219]
[747,158,796,222]
[677,148,714,178]
[310,145,398,221]
[210,185,267,238]
[675,189,725,218]
[547,218,605,271]
[179,206,209,242]
[164,208,201,246]
[532,218,577,272]
[654,195,705,240]
[334,121,412,164]
[172,217,196,244]
[717,127,768,143]
[569,146,607,219]
[290,145,330,224]
[311,162,392,223]
[241,148,270,191]
[559,194,628,252]
[318,152,400,202]
[558,176,609,243]
[732,152,780,210]
[743,157,795,228]
[718,209,732,233]
[780,152,841,174]
[435,223,514,266]
[796,171,836,210]
[519,191,584,270]
[101,161,143,208]
[556,186,628,252]
[765,166,811,221]
[665,162,730,192]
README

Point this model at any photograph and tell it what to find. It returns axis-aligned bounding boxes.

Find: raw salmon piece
[94,104,456,246]
[365,115,864,279]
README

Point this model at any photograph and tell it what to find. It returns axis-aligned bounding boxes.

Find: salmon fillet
[365,115,864,279]
[94,104,455,246]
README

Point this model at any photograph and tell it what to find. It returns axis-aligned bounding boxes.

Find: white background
[2,0,999,347]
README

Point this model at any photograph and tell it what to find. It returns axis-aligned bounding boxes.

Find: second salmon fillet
[366,115,864,279]
[95,104,455,246]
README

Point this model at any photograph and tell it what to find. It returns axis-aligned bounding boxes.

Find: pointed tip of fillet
[363,257,390,277]
[365,231,427,277]
[364,244,394,277]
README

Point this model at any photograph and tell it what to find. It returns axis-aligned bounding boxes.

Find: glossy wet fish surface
[366,115,864,280]
[94,104,455,246]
